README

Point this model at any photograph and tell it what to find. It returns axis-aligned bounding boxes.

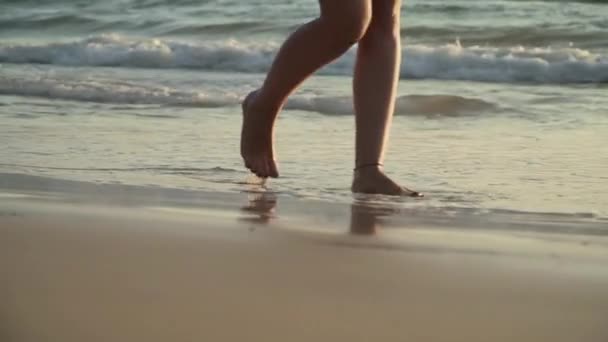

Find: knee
[339,9,372,45]
[321,2,372,47]
[360,12,400,48]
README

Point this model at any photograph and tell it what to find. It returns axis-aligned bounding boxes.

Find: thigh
[318,0,372,22]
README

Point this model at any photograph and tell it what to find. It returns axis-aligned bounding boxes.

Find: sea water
[1,0,607,226]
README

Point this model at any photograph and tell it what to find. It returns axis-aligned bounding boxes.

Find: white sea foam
[0,76,239,108]
[0,75,497,116]
[1,34,607,83]
[286,95,497,116]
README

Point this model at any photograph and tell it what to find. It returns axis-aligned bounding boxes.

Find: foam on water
[0,75,498,116]
[1,34,607,84]
[286,95,498,116]
[0,75,239,108]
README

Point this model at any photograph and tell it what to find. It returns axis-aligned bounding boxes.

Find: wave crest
[2,35,607,83]
[0,75,497,116]
[286,95,497,116]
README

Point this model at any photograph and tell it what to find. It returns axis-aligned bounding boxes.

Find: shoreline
[1,172,606,231]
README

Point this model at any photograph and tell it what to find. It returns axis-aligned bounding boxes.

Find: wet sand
[1,187,608,342]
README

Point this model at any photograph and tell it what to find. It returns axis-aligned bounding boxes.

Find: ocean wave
[160,21,276,36]
[0,14,103,31]
[403,25,608,48]
[523,0,608,3]
[286,95,498,117]
[1,35,607,84]
[0,75,498,116]
[408,3,506,14]
[0,13,265,37]
[0,76,240,108]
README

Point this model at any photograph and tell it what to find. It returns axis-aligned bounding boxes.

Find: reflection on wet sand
[240,188,402,236]
[240,190,277,224]
[350,199,400,236]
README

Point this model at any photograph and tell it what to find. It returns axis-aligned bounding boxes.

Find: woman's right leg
[241,0,372,178]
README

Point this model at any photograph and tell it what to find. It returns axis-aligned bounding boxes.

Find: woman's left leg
[351,0,420,196]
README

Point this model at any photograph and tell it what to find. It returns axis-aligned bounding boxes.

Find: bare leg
[351,0,421,196]
[241,0,372,178]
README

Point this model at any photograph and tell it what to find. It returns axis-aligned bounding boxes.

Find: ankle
[354,163,384,176]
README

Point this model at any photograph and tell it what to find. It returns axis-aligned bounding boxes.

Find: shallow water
[1,0,607,224]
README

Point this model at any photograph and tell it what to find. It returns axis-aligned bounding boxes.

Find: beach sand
[1,184,608,342]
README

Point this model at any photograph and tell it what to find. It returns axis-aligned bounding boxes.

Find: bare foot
[351,166,422,197]
[240,90,279,178]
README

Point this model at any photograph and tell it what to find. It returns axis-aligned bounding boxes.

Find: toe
[262,159,272,178]
[244,158,252,170]
[268,160,279,178]
[402,187,423,197]
[254,159,269,178]
[247,159,260,177]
